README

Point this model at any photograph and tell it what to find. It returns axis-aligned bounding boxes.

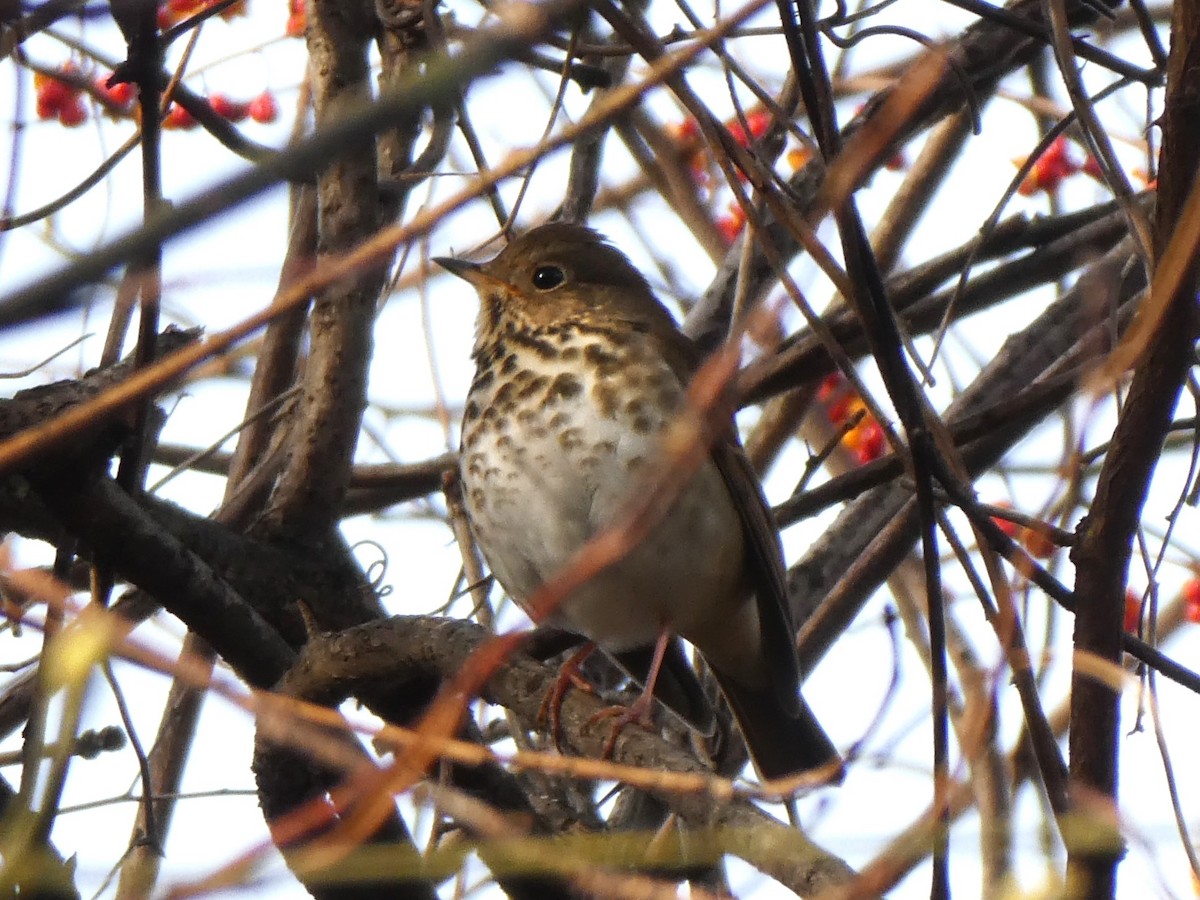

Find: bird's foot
[538,643,597,752]
[587,691,656,759]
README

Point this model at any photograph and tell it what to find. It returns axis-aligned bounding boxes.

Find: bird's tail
[710,667,843,782]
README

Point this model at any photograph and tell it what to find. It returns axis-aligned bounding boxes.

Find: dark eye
[532,265,565,290]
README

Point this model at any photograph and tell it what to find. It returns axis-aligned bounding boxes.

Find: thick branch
[1066,4,1200,896]
[267,616,857,897]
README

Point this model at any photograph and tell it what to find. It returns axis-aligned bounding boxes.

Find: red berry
[816,372,845,403]
[988,501,1020,539]
[827,395,860,427]
[1124,589,1142,633]
[853,421,886,464]
[209,93,248,121]
[162,103,196,129]
[57,98,87,127]
[95,75,135,112]
[248,90,278,123]
[726,111,769,147]
[35,77,74,117]
[667,118,699,142]
[1017,137,1080,197]
[746,110,771,138]
[715,216,741,245]
[715,204,746,245]
[1183,579,1200,624]
[36,94,59,120]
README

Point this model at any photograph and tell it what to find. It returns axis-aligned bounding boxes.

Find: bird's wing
[709,436,802,715]
[650,321,803,714]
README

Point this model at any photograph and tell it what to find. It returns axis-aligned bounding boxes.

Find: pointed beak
[433,256,486,287]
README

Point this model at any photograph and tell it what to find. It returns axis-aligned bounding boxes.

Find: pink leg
[588,627,671,758]
[538,642,597,751]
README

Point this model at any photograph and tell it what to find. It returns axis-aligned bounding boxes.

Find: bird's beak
[433,256,486,287]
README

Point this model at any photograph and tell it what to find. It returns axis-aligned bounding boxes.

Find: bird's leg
[538,642,597,751]
[588,627,671,759]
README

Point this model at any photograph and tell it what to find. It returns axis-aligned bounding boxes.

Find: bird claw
[587,694,656,759]
[537,644,597,753]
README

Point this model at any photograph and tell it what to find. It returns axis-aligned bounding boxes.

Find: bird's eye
[532,265,566,290]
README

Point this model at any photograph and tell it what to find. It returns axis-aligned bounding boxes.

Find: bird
[435,222,840,780]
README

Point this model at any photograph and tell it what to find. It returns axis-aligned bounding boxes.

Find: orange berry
[786,147,811,171]
[1020,524,1057,560]
[1131,168,1155,189]
[833,396,867,429]
[284,0,305,33]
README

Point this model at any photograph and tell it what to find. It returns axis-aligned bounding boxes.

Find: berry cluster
[666,109,773,245]
[817,371,886,465]
[1015,135,1156,196]
[1125,580,1200,632]
[990,506,1200,628]
[157,0,246,30]
[986,500,1059,559]
[34,64,88,127]
[669,109,910,245]
[34,63,279,130]
[163,90,278,129]
[1015,137,1079,196]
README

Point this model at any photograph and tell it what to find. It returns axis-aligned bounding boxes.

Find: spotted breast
[460,321,747,652]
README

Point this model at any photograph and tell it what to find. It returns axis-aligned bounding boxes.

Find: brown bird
[436,222,840,779]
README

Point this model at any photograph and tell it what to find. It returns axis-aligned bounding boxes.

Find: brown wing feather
[709,437,803,712]
[652,323,840,775]
[711,436,842,776]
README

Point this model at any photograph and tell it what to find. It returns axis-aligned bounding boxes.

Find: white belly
[460,332,745,651]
